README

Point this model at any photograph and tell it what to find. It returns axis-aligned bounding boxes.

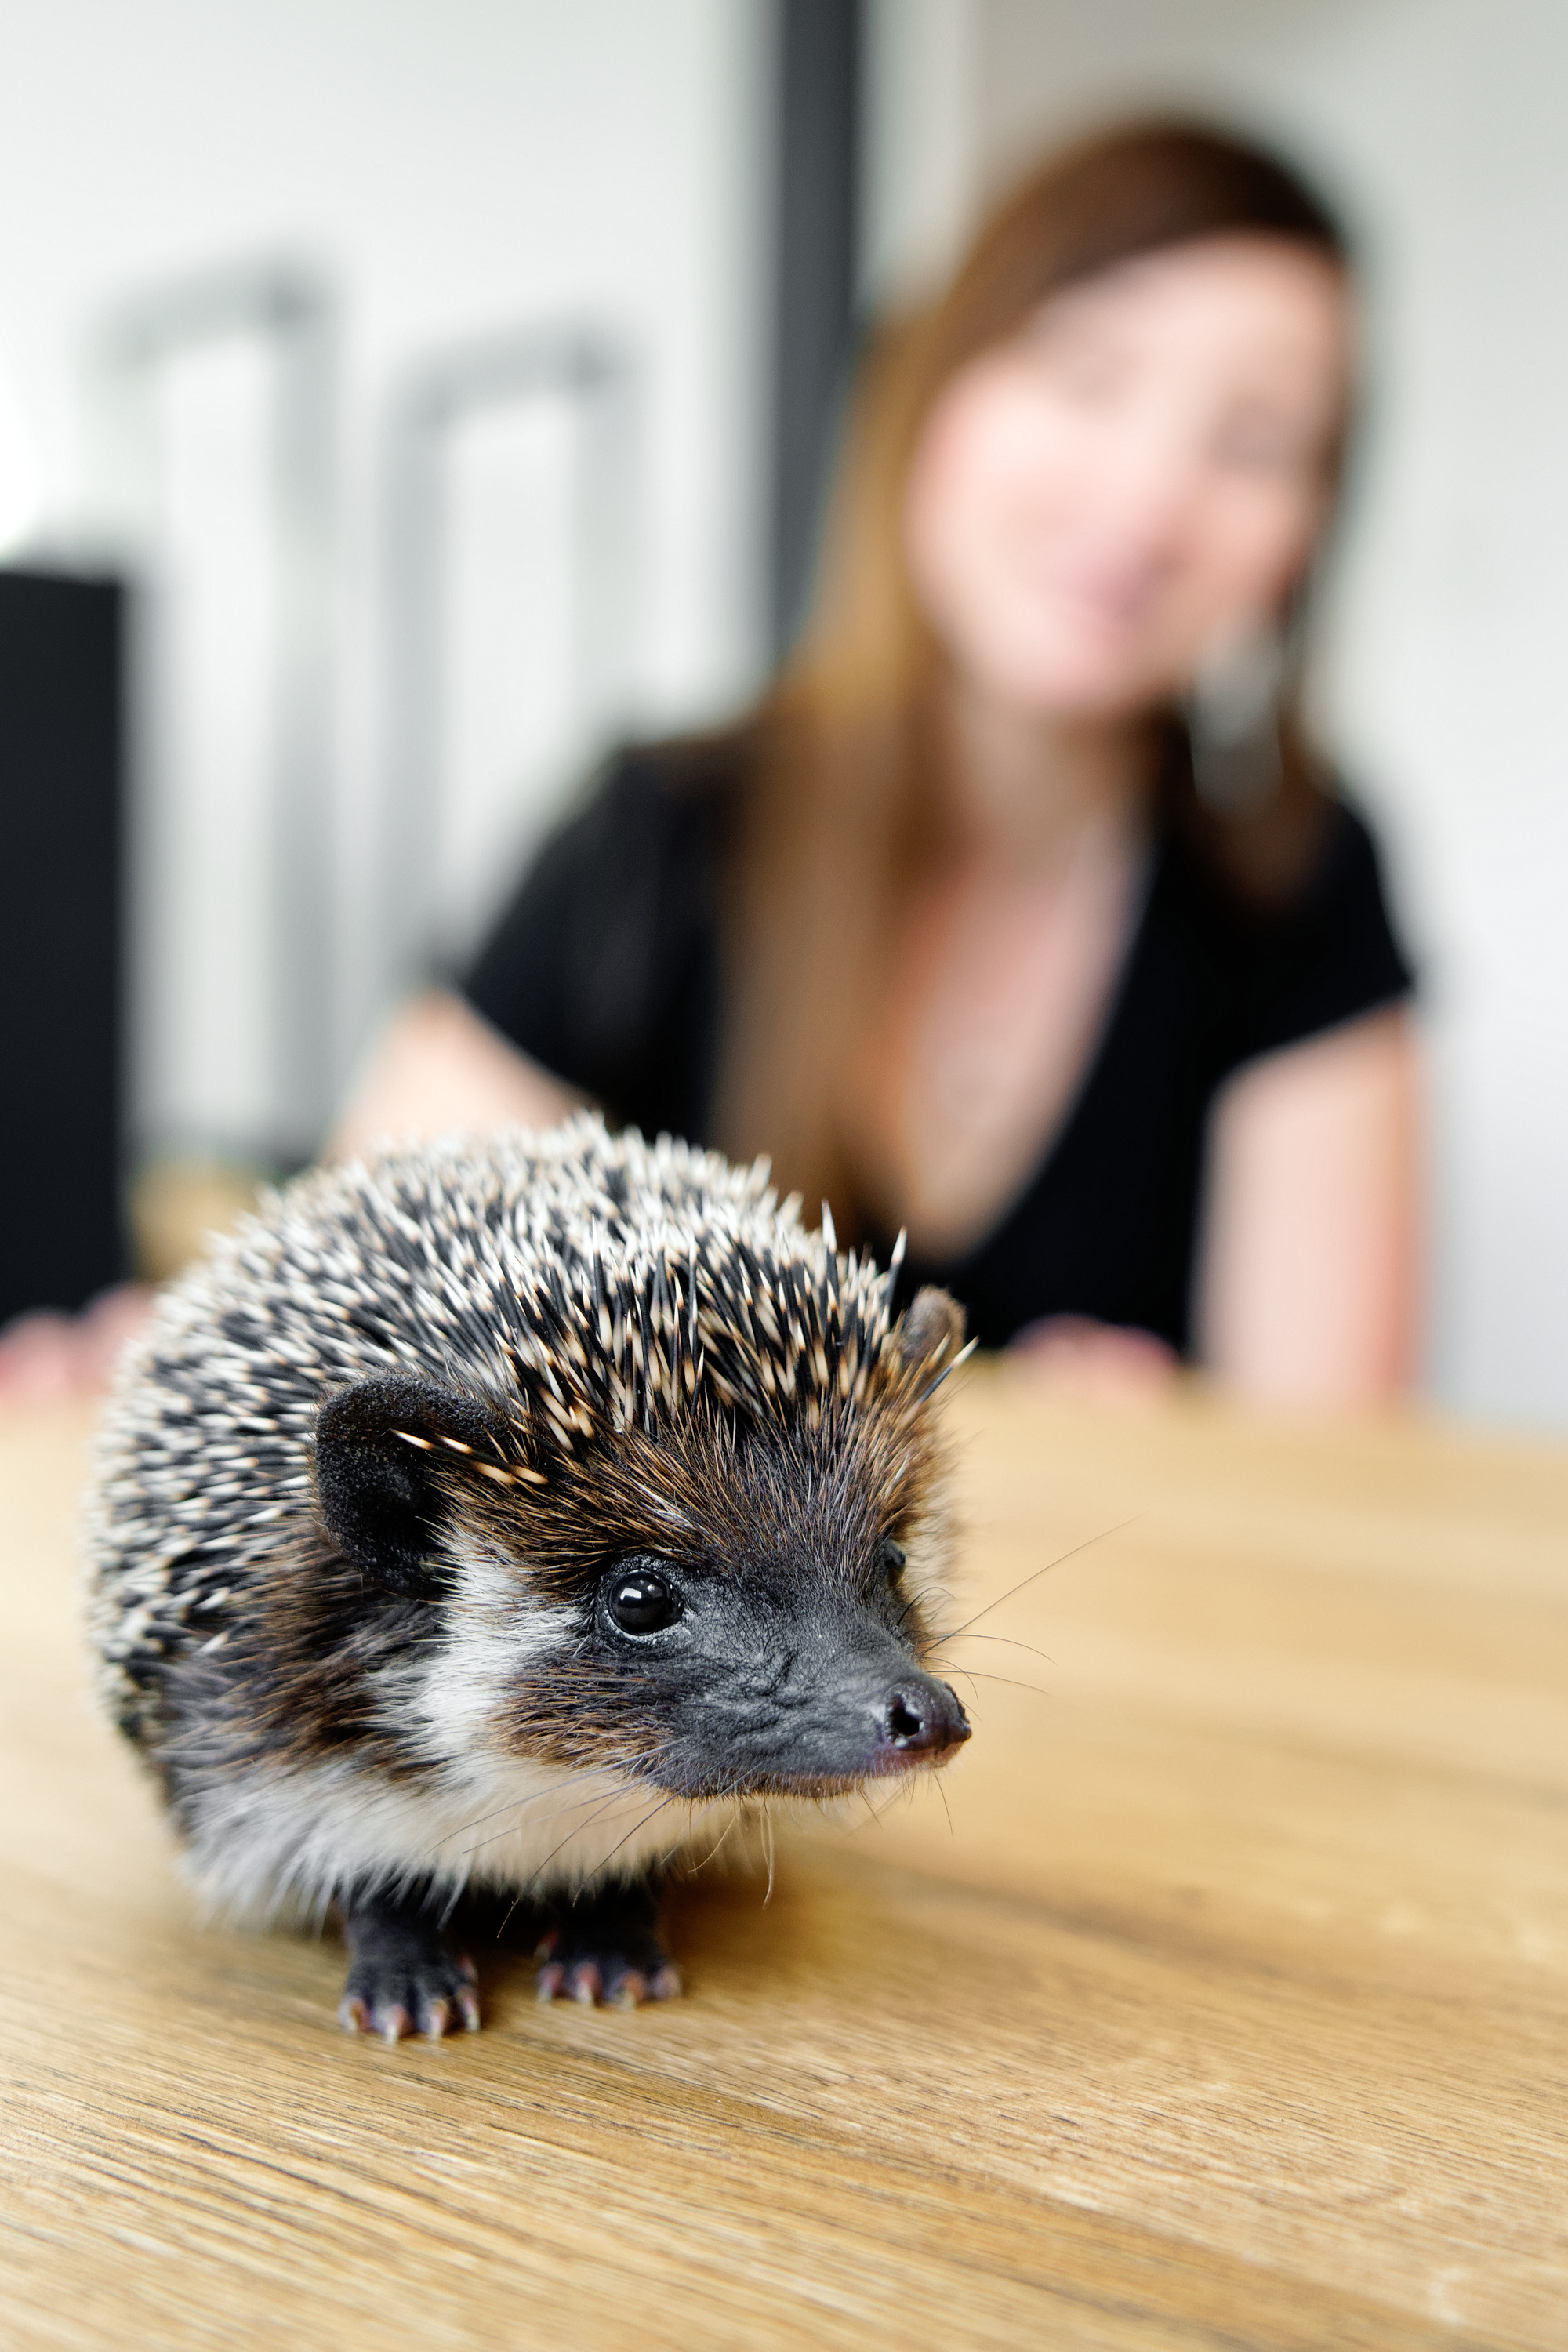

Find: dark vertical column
[769,0,864,659]
[0,568,126,1320]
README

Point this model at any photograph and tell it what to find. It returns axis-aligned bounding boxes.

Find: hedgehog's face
[568,1497,970,1800]
[314,1290,971,1802]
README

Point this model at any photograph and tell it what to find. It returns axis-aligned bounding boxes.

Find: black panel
[0,568,126,1320]
[769,0,863,655]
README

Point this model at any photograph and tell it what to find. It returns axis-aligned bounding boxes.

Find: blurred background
[0,0,1563,1427]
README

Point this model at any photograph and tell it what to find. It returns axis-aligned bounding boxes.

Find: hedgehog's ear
[314,1375,503,1596]
[894,1286,966,1377]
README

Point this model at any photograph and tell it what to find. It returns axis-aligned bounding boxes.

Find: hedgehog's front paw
[535,1938,682,2009]
[339,1896,481,2042]
[535,1886,681,2009]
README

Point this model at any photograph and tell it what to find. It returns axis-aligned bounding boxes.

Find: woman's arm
[328,989,581,1163]
[1195,1004,1422,1404]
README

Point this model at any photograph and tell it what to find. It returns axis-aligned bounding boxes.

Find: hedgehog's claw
[341,1991,420,2042]
[427,1986,481,2036]
[340,1900,481,2044]
[536,1952,656,2008]
[532,1882,682,2012]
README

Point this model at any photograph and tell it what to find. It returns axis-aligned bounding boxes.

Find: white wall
[869,0,1568,1430]
[0,0,771,1149]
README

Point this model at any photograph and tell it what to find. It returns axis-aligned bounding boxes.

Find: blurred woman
[7,120,1414,1406]
[340,119,1418,1405]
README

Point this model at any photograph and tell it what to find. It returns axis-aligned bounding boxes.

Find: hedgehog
[85,1114,974,2042]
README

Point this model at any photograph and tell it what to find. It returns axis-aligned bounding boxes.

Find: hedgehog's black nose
[876,1676,971,1766]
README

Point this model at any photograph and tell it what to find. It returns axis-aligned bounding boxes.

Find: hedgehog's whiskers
[492,1786,648,1935]
[941,1517,1138,1640]
[941,1630,1055,1668]
[436,1775,612,1860]
[688,1800,745,1877]
[590,1795,680,1884]
[940,1664,1053,1705]
[453,1777,631,1864]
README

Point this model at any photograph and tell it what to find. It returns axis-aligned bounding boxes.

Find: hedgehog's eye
[607,1564,682,1635]
[877,1537,908,1584]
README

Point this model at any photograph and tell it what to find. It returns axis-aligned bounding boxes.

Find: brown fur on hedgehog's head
[311,1127,971,1802]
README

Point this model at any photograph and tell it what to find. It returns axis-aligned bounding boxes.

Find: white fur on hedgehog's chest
[181,1752,700,1926]
[182,1541,710,1926]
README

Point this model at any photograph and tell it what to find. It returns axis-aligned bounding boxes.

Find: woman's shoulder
[462,725,751,1115]
[1271,789,1397,921]
[472,724,748,947]
[1156,783,1416,1061]
[573,724,753,838]
[531,726,750,953]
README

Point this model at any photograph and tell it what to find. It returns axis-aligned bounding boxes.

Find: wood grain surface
[2,1377,1564,2350]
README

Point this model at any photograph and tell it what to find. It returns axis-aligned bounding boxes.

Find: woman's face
[902,235,1352,720]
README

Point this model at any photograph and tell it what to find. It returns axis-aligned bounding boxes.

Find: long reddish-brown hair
[711,118,1354,1227]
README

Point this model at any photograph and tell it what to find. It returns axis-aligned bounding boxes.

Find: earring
[1186,620,1287,813]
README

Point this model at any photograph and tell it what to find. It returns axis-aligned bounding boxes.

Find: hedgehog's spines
[86,1112,949,1754]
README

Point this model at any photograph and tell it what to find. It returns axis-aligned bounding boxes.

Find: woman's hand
[1007,1314,1179,1404]
[0,1285,153,1404]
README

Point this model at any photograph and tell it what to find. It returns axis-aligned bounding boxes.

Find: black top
[464,742,1414,1355]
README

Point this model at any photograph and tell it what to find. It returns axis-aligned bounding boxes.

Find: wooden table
[3,1378,1565,2350]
